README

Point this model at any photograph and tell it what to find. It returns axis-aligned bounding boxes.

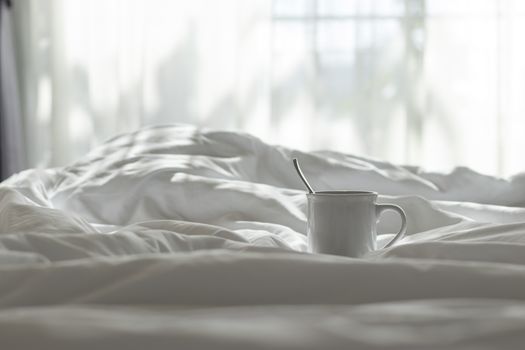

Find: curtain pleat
[0,0,25,181]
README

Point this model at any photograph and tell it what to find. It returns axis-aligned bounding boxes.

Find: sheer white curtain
[14,0,273,167]
[13,0,525,176]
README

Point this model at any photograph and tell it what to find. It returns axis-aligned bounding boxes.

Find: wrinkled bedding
[2,124,525,349]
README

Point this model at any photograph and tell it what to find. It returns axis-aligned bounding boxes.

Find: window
[270,0,525,175]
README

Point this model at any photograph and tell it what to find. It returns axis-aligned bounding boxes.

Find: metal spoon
[292,158,315,194]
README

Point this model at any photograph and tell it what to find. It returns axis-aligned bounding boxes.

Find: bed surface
[2,125,525,349]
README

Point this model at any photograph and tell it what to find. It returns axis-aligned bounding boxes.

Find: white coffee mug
[307,191,407,257]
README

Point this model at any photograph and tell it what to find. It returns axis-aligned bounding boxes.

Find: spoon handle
[293,158,315,194]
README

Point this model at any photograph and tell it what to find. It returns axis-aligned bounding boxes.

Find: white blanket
[2,124,525,349]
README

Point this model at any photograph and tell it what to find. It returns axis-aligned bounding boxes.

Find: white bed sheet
[2,124,525,349]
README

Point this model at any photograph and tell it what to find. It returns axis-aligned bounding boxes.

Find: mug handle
[375,204,407,249]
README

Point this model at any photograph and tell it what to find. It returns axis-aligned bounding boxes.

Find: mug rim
[306,190,377,196]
